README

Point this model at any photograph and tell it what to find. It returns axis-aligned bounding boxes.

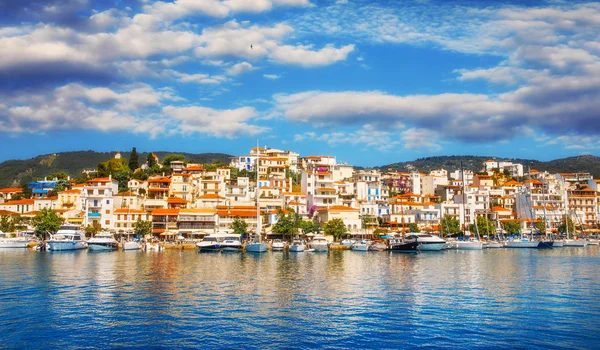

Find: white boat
[310,235,329,252]
[47,225,87,251]
[123,241,141,250]
[0,231,34,248]
[245,141,269,254]
[351,240,370,251]
[405,233,446,251]
[145,241,162,251]
[587,239,599,246]
[341,239,355,246]
[455,240,483,250]
[196,235,222,252]
[486,241,505,248]
[505,237,540,248]
[221,234,242,252]
[271,239,286,251]
[563,239,587,247]
[551,240,564,247]
[87,232,119,251]
[289,239,306,252]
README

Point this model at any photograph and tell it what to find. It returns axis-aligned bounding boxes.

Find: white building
[82,176,119,230]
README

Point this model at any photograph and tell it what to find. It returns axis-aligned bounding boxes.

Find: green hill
[0,151,233,187]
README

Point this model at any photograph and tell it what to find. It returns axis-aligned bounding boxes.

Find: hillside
[376,155,600,178]
[0,151,232,187]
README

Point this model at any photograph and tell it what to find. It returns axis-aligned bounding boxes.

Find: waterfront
[1,248,600,349]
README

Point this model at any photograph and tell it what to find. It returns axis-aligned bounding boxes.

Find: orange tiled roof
[216,209,258,217]
[88,177,112,183]
[197,194,225,199]
[0,187,23,194]
[167,197,188,204]
[2,199,34,205]
[152,208,180,216]
[114,208,146,214]
[0,209,19,215]
[59,189,81,194]
[148,177,171,183]
[316,187,336,192]
[492,206,510,212]
[319,205,358,212]
[179,208,216,214]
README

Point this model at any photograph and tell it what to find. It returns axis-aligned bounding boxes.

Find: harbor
[1,247,599,349]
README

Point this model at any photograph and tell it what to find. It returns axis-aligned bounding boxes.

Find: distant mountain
[376,155,600,178]
[0,151,233,188]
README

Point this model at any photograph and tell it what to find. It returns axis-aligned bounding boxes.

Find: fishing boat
[47,225,87,251]
[0,231,34,248]
[87,231,119,251]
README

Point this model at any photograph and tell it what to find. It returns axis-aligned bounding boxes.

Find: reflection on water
[1,248,600,349]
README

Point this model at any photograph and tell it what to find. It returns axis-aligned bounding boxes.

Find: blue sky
[1,0,599,166]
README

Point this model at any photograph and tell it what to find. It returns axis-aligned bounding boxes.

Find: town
[0,147,597,245]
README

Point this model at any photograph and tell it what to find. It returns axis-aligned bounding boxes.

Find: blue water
[1,248,600,349]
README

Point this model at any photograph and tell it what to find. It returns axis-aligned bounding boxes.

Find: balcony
[87,212,101,218]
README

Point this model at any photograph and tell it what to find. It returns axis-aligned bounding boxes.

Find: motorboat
[587,239,599,246]
[196,234,222,252]
[0,231,34,248]
[271,239,286,251]
[221,234,242,252]
[351,240,370,251]
[505,236,541,248]
[47,225,87,251]
[289,238,306,252]
[563,238,588,247]
[551,240,564,247]
[145,241,162,251]
[389,239,418,252]
[310,235,329,252]
[405,233,446,251]
[123,241,141,250]
[341,239,355,246]
[486,241,505,248]
[87,232,119,251]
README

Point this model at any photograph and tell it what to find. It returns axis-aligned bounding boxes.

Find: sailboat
[246,141,268,253]
[505,188,541,248]
[564,208,587,247]
[455,162,483,250]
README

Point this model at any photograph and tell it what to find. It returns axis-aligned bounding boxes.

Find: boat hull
[351,244,369,251]
[390,241,418,252]
[416,242,445,251]
[196,243,221,252]
[221,244,242,252]
[311,243,329,252]
[246,242,268,252]
[48,241,88,251]
[486,242,505,248]
[0,240,32,248]
[122,242,141,250]
[455,241,483,250]
[88,243,118,251]
[289,244,306,252]
[271,244,285,251]
[563,240,587,247]
[551,240,564,247]
[505,241,540,248]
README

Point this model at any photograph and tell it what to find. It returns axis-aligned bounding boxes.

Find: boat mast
[460,161,468,239]
[256,139,261,243]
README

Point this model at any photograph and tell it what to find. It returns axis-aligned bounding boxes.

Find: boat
[350,240,370,251]
[245,141,269,253]
[289,238,306,252]
[310,235,329,252]
[87,231,119,251]
[455,239,484,250]
[369,242,388,251]
[404,233,446,251]
[486,241,505,248]
[221,234,242,252]
[196,234,222,252]
[271,239,286,251]
[47,225,87,251]
[341,239,355,246]
[551,240,564,247]
[0,231,34,248]
[145,241,163,251]
[123,240,141,250]
[505,236,541,248]
[389,239,418,252]
[563,238,587,247]
[587,239,599,246]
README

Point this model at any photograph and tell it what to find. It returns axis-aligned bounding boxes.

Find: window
[106,200,110,204]
[105,220,110,225]
[106,210,110,214]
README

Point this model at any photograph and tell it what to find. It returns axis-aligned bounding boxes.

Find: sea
[1,247,600,349]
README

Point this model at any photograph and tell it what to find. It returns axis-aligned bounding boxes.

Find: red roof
[167,197,188,204]
[0,188,23,194]
[2,199,34,205]
[114,208,146,214]
[0,210,19,215]
[152,208,180,216]
[88,177,113,183]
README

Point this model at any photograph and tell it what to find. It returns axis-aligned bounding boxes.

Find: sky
[1,0,600,166]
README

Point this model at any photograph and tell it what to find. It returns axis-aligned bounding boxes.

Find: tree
[33,208,63,240]
[54,179,72,193]
[48,172,69,180]
[535,219,546,234]
[85,221,102,237]
[162,154,186,167]
[503,220,521,235]
[272,210,296,240]
[20,183,32,199]
[299,219,317,234]
[134,219,152,238]
[558,216,575,235]
[470,216,494,236]
[229,217,248,236]
[440,215,461,236]
[97,157,130,177]
[129,147,139,171]
[373,228,387,239]
[408,222,420,233]
[147,153,157,168]
[0,215,16,232]
[324,218,347,242]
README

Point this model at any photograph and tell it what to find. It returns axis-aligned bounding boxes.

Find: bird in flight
[250,44,253,49]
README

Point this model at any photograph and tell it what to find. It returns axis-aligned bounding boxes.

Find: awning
[160,231,177,236]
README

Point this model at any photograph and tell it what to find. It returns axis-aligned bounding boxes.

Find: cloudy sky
[1,0,599,166]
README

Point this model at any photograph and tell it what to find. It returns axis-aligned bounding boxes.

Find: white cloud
[270,44,355,67]
[168,70,229,85]
[263,74,280,79]
[163,105,268,138]
[226,61,255,75]
[293,125,400,151]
